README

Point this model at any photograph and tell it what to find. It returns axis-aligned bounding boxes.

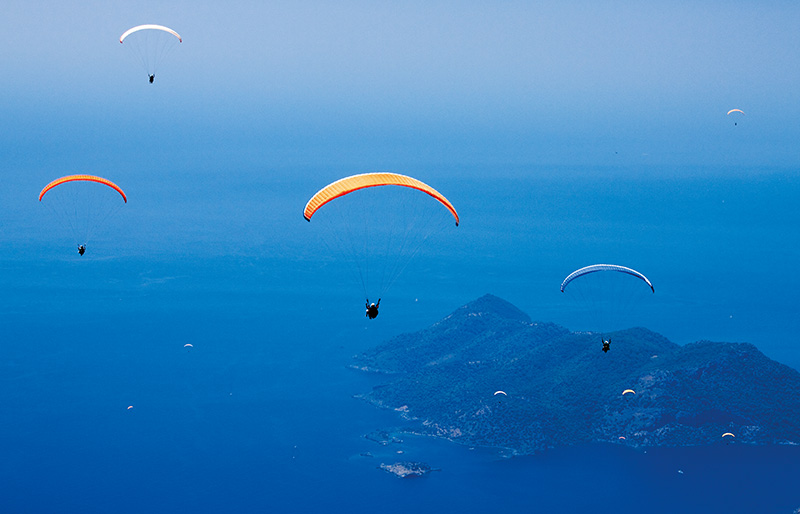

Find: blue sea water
[2,166,799,513]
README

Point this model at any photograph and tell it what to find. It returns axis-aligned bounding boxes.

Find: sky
[2,0,800,173]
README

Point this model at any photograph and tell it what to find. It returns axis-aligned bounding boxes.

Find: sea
[1,165,799,513]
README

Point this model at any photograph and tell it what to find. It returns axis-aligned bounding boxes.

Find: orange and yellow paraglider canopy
[39,175,127,203]
[303,173,458,226]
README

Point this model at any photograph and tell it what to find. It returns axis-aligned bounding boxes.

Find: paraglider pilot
[149,74,155,83]
[78,244,86,256]
[366,298,381,319]
[602,339,610,353]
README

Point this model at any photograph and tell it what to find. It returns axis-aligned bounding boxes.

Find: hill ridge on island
[353,294,800,454]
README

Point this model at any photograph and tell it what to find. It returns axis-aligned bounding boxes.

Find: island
[379,462,435,478]
[353,294,800,454]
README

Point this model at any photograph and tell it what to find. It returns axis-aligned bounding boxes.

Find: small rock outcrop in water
[379,462,433,478]
[365,430,403,445]
[353,294,800,454]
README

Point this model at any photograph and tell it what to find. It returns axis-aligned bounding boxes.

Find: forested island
[353,295,800,454]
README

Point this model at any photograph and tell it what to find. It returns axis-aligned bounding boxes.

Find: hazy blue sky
[2,0,799,173]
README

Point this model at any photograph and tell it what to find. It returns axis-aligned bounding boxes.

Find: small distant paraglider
[622,389,636,396]
[127,405,133,410]
[184,343,193,348]
[120,24,182,83]
[39,175,127,255]
[727,109,745,125]
[494,391,508,396]
[618,436,626,441]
